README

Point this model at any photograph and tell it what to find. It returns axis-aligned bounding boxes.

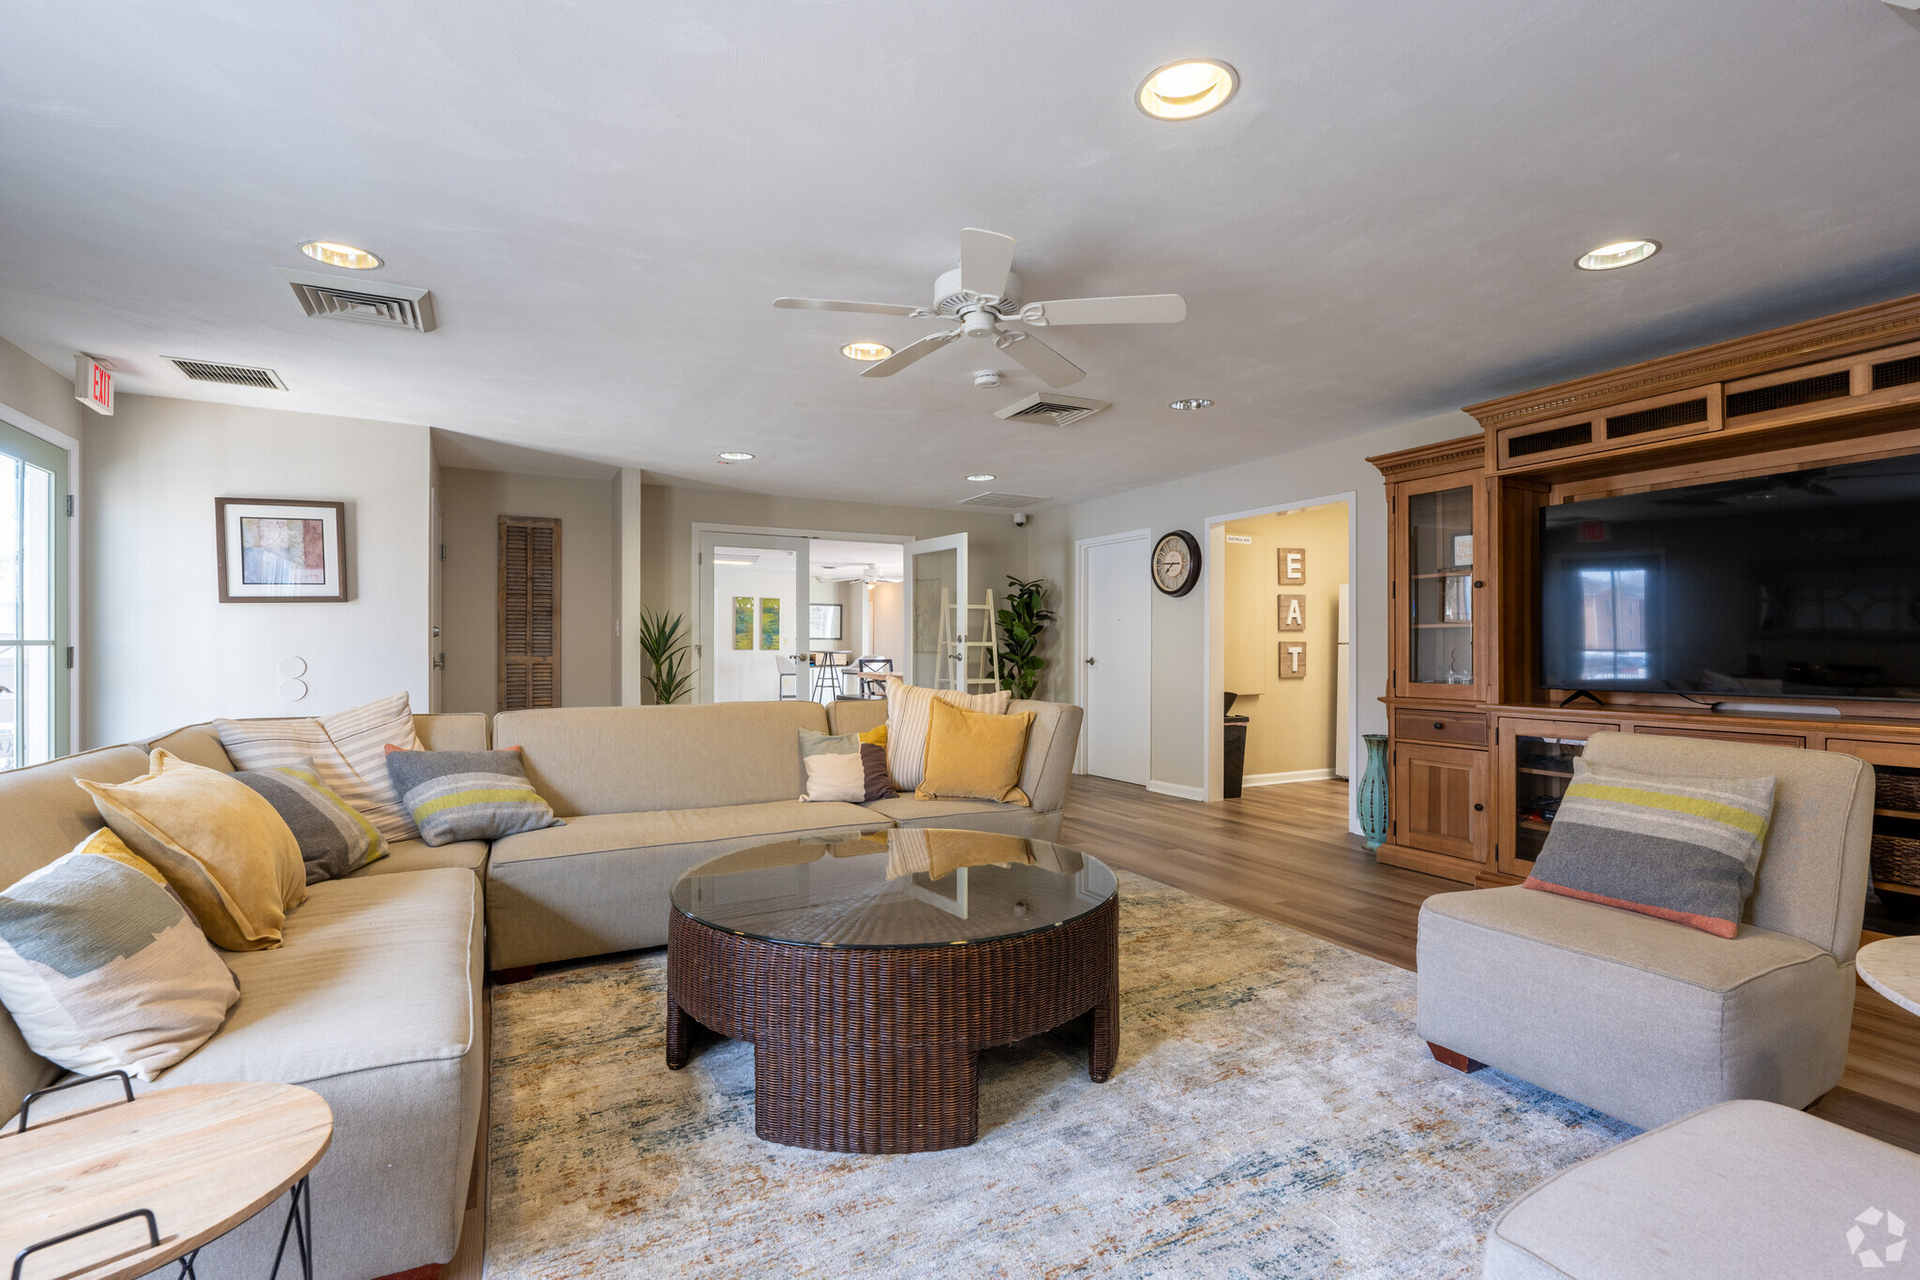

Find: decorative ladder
[937,588,1001,694]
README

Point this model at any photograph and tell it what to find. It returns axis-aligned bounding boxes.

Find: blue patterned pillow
[383,746,563,847]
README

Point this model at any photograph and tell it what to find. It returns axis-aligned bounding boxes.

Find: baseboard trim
[1243,769,1335,787]
[1146,779,1206,802]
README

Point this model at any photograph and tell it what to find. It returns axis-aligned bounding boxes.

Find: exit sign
[74,354,113,415]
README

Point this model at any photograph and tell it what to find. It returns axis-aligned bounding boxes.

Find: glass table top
[670,828,1117,949]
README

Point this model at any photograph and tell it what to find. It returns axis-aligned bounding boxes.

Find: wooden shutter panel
[498,516,561,710]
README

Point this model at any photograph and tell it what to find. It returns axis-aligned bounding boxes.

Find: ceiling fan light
[1577,239,1660,271]
[967,474,996,482]
[299,241,382,270]
[841,342,893,361]
[1170,398,1213,410]
[1137,60,1239,120]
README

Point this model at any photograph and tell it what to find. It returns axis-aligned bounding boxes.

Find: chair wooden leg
[1428,1042,1485,1073]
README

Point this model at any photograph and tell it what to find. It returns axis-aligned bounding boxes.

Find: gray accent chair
[1417,732,1874,1130]
[1483,1099,1920,1278]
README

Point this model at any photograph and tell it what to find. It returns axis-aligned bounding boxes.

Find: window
[0,421,69,770]
[1577,564,1651,682]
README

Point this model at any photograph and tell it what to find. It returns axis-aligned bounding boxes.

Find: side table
[0,1075,333,1280]
[1858,935,1920,1017]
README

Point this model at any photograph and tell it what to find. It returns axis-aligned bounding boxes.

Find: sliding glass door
[0,421,68,769]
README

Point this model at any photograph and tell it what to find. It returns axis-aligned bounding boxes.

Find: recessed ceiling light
[967,474,996,483]
[718,451,754,462]
[1577,240,1660,271]
[1170,398,1213,410]
[299,241,382,270]
[842,341,894,361]
[1137,60,1239,121]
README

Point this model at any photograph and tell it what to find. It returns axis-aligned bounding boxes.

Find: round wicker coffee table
[666,827,1119,1154]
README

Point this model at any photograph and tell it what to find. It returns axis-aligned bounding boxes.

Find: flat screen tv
[1538,453,1920,702]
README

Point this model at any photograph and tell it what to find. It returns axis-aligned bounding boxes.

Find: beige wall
[438,467,617,714]
[1025,409,1474,802]
[0,338,85,444]
[83,395,432,746]
[1224,502,1349,780]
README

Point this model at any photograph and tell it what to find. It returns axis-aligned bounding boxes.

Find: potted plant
[636,608,696,705]
[995,576,1054,700]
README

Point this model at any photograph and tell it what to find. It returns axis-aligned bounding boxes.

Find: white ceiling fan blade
[859,328,961,377]
[996,330,1085,388]
[959,228,1017,300]
[1018,294,1187,326]
[774,297,928,316]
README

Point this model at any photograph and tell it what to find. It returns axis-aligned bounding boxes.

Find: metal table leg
[267,1176,313,1280]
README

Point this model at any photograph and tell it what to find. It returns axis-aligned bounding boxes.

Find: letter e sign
[1278,548,1305,583]
[1279,642,1307,679]
[1277,594,1306,632]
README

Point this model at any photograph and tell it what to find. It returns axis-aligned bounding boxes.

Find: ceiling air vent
[993,392,1110,428]
[166,358,287,390]
[960,491,1049,508]
[280,269,436,332]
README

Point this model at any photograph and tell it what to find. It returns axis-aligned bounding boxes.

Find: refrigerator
[1334,583,1351,779]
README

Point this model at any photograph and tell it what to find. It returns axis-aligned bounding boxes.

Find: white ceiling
[6,2,1920,511]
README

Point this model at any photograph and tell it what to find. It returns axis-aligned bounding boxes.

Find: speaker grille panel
[1606,398,1709,439]
[1873,354,1920,391]
[1507,422,1593,458]
[1726,371,1850,417]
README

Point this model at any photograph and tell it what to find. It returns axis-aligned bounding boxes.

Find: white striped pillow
[882,676,1012,791]
[215,692,422,842]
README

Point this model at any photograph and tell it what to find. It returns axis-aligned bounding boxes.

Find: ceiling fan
[815,563,902,584]
[773,228,1186,388]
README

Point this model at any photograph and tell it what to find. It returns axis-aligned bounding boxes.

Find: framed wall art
[732,597,755,650]
[215,498,346,602]
[810,603,843,641]
[759,598,782,650]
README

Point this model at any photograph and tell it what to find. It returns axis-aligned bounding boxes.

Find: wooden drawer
[1827,739,1920,770]
[1395,709,1488,747]
[1631,725,1806,748]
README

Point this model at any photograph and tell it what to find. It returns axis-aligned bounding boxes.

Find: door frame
[1203,492,1360,828]
[695,530,809,705]
[901,532,968,690]
[0,398,79,755]
[1072,528,1152,778]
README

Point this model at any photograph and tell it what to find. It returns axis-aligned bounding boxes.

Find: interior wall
[82,394,432,746]
[713,567,796,702]
[868,581,904,673]
[1025,408,1474,799]
[438,466,617,714]
[1225,502,1350,781]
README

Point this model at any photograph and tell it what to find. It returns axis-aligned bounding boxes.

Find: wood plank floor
[1060,773,1920,1153]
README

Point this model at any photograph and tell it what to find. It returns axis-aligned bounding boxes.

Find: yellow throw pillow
[858,723,888,748]
[76,749,308,951]
[916,699,1035,805]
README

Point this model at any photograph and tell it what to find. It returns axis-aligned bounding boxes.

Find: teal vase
[1359,733,1390,851]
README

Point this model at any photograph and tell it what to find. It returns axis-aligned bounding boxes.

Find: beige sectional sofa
[0,694,1083,1280]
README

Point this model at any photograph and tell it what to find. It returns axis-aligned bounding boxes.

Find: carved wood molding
[1464,293,1920,429]
[1368,437,1487,479]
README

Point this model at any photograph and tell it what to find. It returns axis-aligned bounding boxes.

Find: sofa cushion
[1417,886,1853,1129]
[1484,1100,1920,1279]
[485,801,885,968]
[214,693,424,843]
[384,746,561,846]
[495,702,831,816]
[349,836,489,878]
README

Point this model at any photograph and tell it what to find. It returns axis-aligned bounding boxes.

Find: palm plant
[995,576,1055,700]
[636,608,696,705]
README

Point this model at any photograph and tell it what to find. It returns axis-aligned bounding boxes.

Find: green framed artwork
[732,596,754,650]
[759,598,781,650]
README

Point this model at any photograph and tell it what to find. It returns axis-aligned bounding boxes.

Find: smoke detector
[973,369,1004,388]
[280,268,436,332]
[993,392,1110,427]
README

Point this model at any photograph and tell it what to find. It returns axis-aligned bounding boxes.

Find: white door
[901,533,968,689]
[697,533,809,703]
[1081,534,1150,784]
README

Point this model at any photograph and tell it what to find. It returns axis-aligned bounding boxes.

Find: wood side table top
[1859,936,1920,1018]
[0,1081,332,1280]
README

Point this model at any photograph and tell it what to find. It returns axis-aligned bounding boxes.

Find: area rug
[487,872,1636,1278]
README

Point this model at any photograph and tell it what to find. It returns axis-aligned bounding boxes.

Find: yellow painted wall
[1224,501,1349,779]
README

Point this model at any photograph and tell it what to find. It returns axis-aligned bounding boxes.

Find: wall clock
[1151,530,1202,597]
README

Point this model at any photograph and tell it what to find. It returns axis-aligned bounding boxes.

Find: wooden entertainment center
[1369,291,1920,940]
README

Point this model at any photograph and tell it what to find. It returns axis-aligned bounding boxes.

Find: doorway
[0,419,69,769]
[1206,494,1358,820]
[1075,530,1151,785]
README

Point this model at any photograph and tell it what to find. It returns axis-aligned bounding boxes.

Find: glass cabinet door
[1407,484,1477,689]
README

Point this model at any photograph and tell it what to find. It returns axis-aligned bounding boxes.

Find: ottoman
[1484,1099,1920,1278]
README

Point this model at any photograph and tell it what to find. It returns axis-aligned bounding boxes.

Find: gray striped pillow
[231,760,386,883]
[215,693,421,842]
[383,747,562,847]
[882,676,1012,791]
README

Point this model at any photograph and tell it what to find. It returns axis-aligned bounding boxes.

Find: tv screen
[1538,453,1920,701]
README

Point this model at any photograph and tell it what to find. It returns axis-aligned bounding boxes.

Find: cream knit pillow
[216,692,422,842]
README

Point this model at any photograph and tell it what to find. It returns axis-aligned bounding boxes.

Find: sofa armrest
[1013,700,1083,814]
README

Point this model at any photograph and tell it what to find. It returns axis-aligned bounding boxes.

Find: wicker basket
[1876,772,1920,813]
[1871,832,1920,888]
